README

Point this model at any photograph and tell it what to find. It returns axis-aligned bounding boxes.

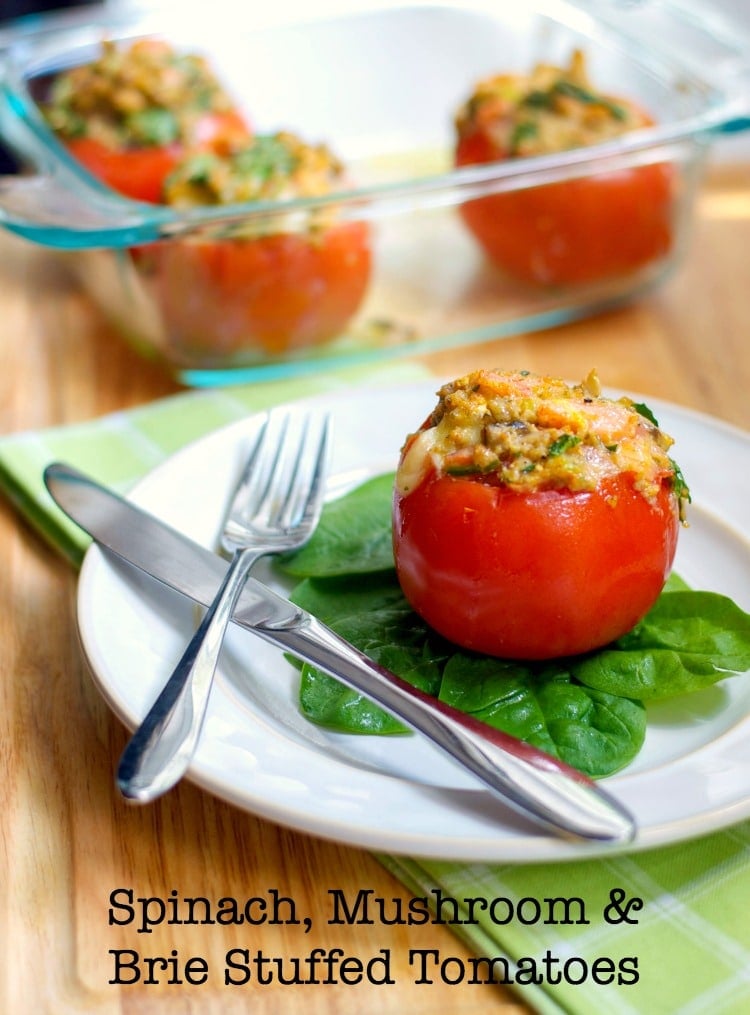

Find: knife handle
[271,614,636,843]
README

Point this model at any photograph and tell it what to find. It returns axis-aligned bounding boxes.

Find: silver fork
[116,409,331,803]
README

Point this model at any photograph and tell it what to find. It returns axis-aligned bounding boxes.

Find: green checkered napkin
[1,362,749,1015]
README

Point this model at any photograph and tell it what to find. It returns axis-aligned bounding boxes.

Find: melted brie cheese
[395,369,685,507]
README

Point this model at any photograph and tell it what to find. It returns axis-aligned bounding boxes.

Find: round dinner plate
[77,381,750,861]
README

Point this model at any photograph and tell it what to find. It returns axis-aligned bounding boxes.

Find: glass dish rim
[0,0,749,249]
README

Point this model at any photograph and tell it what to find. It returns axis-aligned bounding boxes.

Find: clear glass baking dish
[0,0,748,385]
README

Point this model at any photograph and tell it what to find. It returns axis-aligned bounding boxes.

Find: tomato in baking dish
[138,132,372,357]
[63,110,250,203]
[147,219,372,358]
[392,369,687,660]
[453,50,675,287]
[42,38,252,203]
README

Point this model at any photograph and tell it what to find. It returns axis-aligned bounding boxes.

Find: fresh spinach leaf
[291,575,645,773]
[662,571,691,593]
[296,578,449,735]
[300,663,406,734]
[439,655,645,777]
[290,571,405,626]
[537,683,645,777]
[572,591,750,700]
[281,473,395,577]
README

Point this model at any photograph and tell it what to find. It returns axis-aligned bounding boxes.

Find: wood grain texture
[1,165,748,1014]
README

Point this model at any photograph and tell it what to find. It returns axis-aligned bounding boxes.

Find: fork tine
[258,410,329,529]
[228,411,290,522]
[274,412,331,531]
[225,408,330,543]
[258,411,310,525]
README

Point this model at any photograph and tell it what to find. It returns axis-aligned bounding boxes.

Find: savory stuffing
[395,368,689,515]
[162,131,345,206]
[42,38,245,150]
[455,49,651,157]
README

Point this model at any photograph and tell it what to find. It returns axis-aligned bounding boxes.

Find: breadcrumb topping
[396,369,689,518]
[162,131,344,207]
[43,39,244,150]
[455,49,651,158]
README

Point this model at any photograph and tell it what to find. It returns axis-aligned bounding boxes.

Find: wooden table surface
[1,164,748,1014]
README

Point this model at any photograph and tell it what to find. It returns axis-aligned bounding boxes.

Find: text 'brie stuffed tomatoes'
[392,369,688,660]
[454,50,674,287]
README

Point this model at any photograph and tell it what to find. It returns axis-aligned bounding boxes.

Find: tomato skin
[65,111,251,203]
[142,220,372,358]
[65,137,182,203]
[392,469,679,660]
[454,130,674,287]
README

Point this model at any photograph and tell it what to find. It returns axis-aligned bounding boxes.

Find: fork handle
[117,546,262,802]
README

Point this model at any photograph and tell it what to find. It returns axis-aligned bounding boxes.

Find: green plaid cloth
[2,363,749,1015]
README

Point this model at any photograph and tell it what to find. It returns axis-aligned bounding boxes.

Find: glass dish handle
[0,171,163,248]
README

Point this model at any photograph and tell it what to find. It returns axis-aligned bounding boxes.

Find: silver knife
[44,461,636,844]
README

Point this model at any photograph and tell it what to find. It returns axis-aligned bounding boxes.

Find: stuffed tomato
[139,131,372,359]
[454,50,674,287]
[392,369,688,660]
[42,39,251,203]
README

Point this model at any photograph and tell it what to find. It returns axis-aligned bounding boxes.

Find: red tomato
[142,220,372,358]
[66,111,251,203]
[392,467,680,660]
[455,130,674,287]
[65,137,182,203]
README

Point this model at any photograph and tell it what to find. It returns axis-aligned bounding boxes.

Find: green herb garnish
[548,433,581,457]
[126,108,180,146]
[521,89,554,110]
[552,80,627,120]
[510,121,539,151]
[234,134,297,184]
[633,401,660,426]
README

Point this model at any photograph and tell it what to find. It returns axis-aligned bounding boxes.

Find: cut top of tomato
[42,38,248,150]
[42,38,252,202]
[454,48,652,161]
[62,108,252,204]
[395,368,689,517]
[162,131,345,210]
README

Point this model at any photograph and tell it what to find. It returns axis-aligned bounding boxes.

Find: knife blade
[44,461,636,844]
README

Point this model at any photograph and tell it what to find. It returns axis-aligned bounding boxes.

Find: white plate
[77,381,750,861]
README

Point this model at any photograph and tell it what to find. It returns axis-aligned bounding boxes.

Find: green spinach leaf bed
[280,474,750,778]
